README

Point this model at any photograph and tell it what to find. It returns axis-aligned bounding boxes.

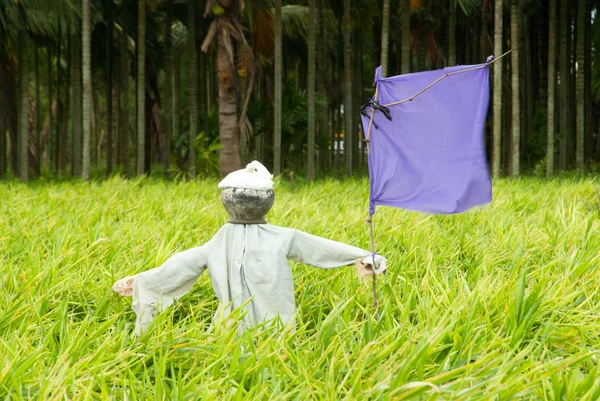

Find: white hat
[218,160,274,190]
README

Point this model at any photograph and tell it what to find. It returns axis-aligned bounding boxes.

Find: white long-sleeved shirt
[131,223,371,335]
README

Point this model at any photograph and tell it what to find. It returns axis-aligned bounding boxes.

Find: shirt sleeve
[286,229,370,269]
[132,240,212,335]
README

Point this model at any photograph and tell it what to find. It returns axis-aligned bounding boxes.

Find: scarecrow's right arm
[114,240,213,335]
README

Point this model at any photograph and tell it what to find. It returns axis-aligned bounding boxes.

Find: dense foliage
[1,0,599,181]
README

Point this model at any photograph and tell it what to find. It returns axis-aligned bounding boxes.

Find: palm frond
[457,0,481,17]
[279,5,338,40]
[171,20,187,58]
[0,0,80,41]
[280,5,307,39]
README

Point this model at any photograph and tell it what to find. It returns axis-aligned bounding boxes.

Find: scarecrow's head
[218,161,275,224]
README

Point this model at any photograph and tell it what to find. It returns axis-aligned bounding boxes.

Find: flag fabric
[362,63,492,215]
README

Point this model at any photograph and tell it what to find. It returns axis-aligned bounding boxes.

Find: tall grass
[1,177,599,400]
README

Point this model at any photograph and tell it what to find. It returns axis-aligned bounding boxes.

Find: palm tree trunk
[72,36,82,177]
[136,0,146,176]
[92,84,98,167]
[575,0,585,171]
[307,0,316,180]
[112,65,119,174]
[546,0,556,176]
[510,1,520,176]
[196,48,203,147]
[82,0,92,180]
[55,31,61,174]
[204,52,212,134]
[273,0,282,175]
[119,5,130,177]
[187,1,197,177]
[173,55,181,151]
[343,0,352,177]
[254,79,263,162]
[492,0,503,178]
[62,37,70,175]
[558,0,568,170]
[217,20,241,177]
[47,46,52,170]
[448,0,457,66]
[316,0,328,172]
[418,29,427,71]
[523,15,533,168]
[352,30,361,169]
[238,52,247,164]
[163,0,173,174]
[464,27,472,65]
[568,10,575,166]
[584,9,592,164]
[106,0,114,176]
[473,21,481,64]
[34,46,41,177]
[381,0,390,76]
[400,0,410,74]
[537,7,548,107]
[0,80,5,178]
[18,30,29,181]
[596,116,600,164]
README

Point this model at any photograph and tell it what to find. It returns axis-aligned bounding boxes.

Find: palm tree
[510,0,520,176]
[448,0,457,66]
[201,1,246,177]
[119,3,130,177]
[547,0,556,176]
[136,0,146,176]
[0,78,5,178]
[400,0,410,74]
[575,0,585,171]
[18,28,28,181]
[54,32,62,174]
[492,0,503,178]
[106,0,114,176]
[46,46,52,172]
[72,33,82,177]
[274,0,283,175]
[34,46,40,177]
[558,0,568,170]
[307,0,316,180]
[173,54,181,159]
[344,0,352,177]
[82,0,92,180]
[188,0,197,178]
[163,0,173,175]
[381,0,390,76]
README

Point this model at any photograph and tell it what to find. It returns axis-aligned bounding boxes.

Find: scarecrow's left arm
[284,229,387,274]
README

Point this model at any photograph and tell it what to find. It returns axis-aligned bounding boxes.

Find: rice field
[1,176,599,400]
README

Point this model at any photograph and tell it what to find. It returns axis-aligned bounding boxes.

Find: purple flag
[362,63,492,215]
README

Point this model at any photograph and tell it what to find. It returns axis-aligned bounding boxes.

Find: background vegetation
[1,0,600,181]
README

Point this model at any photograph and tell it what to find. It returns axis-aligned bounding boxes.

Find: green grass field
[1,177,599,400]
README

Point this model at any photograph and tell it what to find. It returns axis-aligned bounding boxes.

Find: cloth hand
[356,254,387,277]
[113,276,134,296]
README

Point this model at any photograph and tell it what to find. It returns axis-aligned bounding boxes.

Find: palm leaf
[457,0,481,17]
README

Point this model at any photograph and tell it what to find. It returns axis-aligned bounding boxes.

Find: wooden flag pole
[364,86,380,312]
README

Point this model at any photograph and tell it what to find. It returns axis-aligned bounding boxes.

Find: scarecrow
[113,161,387,335]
